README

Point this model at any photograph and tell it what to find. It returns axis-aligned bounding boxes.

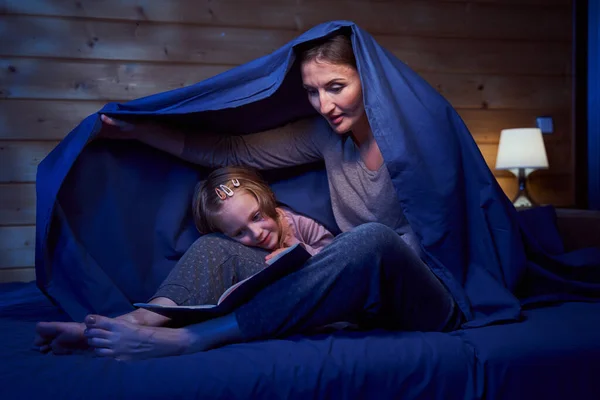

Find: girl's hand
[98,114,137,139]
[265,247,289,262]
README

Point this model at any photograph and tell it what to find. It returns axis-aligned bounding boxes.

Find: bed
[1,282,477,399]
[2,208,600,399]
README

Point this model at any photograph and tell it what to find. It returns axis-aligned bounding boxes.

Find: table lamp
[495,128,549,207]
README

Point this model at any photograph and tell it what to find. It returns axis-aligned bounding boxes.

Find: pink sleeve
[283,209,334,255]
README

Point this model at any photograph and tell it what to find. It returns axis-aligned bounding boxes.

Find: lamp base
[511,168,537,208]
[513,192,536,208]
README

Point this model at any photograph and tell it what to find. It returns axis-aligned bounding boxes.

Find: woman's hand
[98,114,189,160]
[98,114,138,140]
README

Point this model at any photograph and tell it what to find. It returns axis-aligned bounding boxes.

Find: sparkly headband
[215,179,240,200]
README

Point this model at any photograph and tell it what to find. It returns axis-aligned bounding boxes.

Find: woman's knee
[344,223,399,249]
[352,222,396,237]
[331,222,417,262]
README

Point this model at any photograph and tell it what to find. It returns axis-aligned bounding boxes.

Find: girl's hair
[298,33,356,69]
[193,166,279,235]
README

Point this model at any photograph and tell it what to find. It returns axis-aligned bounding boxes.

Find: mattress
[0,282,476,400]
[4,281,600,399]
[454,301,600,400]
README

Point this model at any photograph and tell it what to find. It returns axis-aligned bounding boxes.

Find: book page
[216,244,303,304]
[217,276,251,305]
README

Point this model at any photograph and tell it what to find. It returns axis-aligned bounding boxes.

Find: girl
[153,166,334,307]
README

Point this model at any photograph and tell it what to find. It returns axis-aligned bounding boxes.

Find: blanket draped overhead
[36,21,599,323]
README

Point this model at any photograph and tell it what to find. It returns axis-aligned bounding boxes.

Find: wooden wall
[0,0,574,282]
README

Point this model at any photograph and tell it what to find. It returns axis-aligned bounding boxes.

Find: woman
[35,32,462,360]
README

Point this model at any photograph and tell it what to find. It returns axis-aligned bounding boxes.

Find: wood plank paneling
[457,109,570,143]
[0,268,36,283]
[0,58,230,101]
[1,58,570,109]
[3,99,568,142]
[0,16,294,66]
[1,0,571,40]
[0,226,35,268]
[0,16,571,75]
[0,100,104,140]
[0,183,35,225]
[0,141,58,183]
[376,36,571,76]
[422,72,571,110]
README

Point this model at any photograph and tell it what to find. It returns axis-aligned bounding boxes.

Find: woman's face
[301,59,367,135]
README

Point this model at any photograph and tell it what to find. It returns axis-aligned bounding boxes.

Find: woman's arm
[100,115,187,160]
[100,114,329,170]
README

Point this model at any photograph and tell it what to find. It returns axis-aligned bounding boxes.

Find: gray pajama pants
[153,223,461,340]
[152,233,269,307]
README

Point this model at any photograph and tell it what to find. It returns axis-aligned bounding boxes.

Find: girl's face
[215,191,280,250]
[301,59,367,135]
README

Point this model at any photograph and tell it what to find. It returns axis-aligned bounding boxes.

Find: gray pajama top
[182,116,420,254]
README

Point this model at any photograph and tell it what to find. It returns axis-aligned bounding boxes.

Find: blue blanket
[0,282,477,400]
[35,20,600,324]
[4,281,600,399]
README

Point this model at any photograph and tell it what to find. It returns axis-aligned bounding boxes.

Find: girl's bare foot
[34,321,88,354]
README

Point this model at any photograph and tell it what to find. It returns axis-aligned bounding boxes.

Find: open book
[134,243,311,324]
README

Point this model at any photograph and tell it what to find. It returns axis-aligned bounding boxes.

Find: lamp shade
[495,128,549,170]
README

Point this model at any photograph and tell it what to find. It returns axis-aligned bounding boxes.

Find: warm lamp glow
[495,128,549,208]
[496,128,549,171]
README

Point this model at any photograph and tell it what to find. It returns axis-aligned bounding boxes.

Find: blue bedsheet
[4,282,600,399]
[455,301,600,400]
[0,282,476,400]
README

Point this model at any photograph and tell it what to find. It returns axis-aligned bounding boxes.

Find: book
[133,243,311,324]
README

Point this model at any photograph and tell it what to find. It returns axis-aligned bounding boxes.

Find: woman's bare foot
[34,321,88,354]
[84,313,243,361]
[84,315,189,361]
